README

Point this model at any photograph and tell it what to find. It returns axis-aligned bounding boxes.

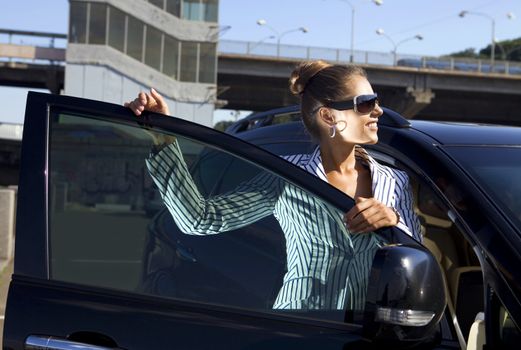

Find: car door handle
[25,335,122,350]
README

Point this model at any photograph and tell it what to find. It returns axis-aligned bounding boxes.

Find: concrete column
[400,87,435,118]
[0,189,16,262]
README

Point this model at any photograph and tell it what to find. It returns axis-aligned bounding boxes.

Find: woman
[126,60,421,310]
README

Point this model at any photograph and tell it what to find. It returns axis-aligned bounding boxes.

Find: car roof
[227,105,521,147]
[409,120,521,146]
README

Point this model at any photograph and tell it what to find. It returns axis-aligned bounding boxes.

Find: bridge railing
[0,29,66,65]
[218,39,521,76]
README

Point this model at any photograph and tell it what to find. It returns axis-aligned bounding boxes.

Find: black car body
[3,93,521,350]
[227,105,521,349]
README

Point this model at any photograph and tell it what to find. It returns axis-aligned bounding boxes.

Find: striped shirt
[146,142,421,311]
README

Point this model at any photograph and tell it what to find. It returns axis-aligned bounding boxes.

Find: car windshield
[444,146,521,232]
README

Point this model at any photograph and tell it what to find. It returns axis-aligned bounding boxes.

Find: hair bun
[289,60,332,96]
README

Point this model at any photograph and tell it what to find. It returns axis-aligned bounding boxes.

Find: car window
[368,149,484,344]
[442,146,521,234]
[48,110,389,323]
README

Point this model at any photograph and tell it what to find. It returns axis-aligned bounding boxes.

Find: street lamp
[376,28,423,65]
[249,35,276,53]
[459,10,496,67]
[329,0,383,63]
[256,19,308,57]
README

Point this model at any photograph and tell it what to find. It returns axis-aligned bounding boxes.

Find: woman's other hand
[124,88,170,116]
[344,197,399,233]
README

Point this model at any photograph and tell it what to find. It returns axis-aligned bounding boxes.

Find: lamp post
[256,19,308,57]
[249,35,276,53]
[376,28,423,65]
[459,10,496,68]
[331,0,383,63]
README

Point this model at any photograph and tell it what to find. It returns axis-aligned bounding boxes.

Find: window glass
[182,0,202,21]
[108,6,125,53]
[148,0,165,10]
[198,43,216,83]
[443,146,521,233]
[49,111,388,323]
[163,35,179,79]
[145,25,162,71]
[499,303,521,348]
[127,16,144,62]
[179,41,198,82]
[88,3,107,45]
[202,0,218,22]
[69,1,87,44]
[166,0,181,17]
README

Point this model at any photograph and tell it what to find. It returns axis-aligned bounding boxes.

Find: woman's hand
[344,197,399,233]
[124,88,170,116]
[124,88,175,146]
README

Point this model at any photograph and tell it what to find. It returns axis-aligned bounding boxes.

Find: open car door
[3,92,440,350]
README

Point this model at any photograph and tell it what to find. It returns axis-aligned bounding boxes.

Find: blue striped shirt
[146,142,421,311]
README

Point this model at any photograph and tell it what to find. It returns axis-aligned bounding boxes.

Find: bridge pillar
[398,87,435,118]
[45,66,62,94]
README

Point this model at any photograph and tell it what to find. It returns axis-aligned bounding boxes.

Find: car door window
[48,110,389,323]
[368,149,485,345]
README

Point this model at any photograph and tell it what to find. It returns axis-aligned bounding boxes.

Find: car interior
[409,175,484,350]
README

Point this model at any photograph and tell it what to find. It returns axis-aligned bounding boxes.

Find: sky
[1,0,520,124]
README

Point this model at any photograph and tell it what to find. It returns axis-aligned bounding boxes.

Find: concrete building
[65,0,219,126]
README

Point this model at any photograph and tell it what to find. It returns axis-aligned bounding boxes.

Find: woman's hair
[289,60,367,139]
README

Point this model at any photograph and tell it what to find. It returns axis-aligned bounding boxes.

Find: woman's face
[325,75,383,145]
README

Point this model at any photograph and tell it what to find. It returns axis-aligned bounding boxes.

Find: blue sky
[1,0,520,124]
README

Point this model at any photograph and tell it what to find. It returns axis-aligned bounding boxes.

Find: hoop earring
[335,120,347,132]
[329,125,336,138]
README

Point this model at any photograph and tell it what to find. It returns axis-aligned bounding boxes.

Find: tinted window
[108,6,125,52]
[179,41,198,82]
[145,25,162,71]
[88,3,107,45]
[163,35,179,79]
[166,0,181,17]
[127,16,144,62]
[444,146,521,232]
[69,1,87,44]
[199,43,216,83]
[48,111,387,322]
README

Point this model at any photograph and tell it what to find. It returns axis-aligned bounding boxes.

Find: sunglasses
[325,94,379,114]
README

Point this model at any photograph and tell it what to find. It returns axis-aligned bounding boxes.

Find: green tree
[480,38,521,61]
[447,47,481,59]
[214,120,235,132]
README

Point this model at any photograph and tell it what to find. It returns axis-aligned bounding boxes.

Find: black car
[3,92,520,350]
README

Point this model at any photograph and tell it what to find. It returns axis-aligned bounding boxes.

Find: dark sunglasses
[325,94,379,114]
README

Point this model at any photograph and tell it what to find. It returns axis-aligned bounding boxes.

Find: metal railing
[218,39,521,75]
[2,29,521,76]
[0,29,66,65]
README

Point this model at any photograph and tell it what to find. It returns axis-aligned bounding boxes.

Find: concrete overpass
[217,53,521,125]
[2,30,521,125]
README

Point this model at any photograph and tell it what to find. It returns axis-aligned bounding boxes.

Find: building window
[127,16,144,62]
[166,0,181,17]
[145,25,162,71]
[182,0,203,21]
[163,35,179,79]
[179,41,198,82]
[199,43,216,83]
[88,3,107,45]
[69,1,87,44]
[108,6,126,52]
[202,0,218,22]
[148,0,165,10]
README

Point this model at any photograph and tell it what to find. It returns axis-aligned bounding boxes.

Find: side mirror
[363,244,446,347]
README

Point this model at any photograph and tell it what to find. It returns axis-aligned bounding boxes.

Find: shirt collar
[304,145,391,183]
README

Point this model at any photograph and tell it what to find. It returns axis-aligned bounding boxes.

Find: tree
[447,47,481,59]
[214,120,235,132]
[480,38,521,61]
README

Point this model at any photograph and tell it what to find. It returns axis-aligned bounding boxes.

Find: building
[65,0,219,126]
